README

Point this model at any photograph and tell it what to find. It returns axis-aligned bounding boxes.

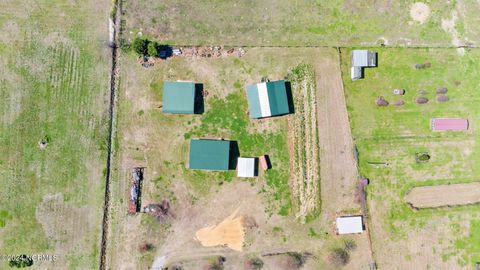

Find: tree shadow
[228,141,240,170]
[158,45,173,59]
[194,83,204,114]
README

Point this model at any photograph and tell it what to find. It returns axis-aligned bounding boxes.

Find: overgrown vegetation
[286,64,320,222]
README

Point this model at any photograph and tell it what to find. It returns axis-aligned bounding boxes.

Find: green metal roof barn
[246,80,290,119]
[189,139,231,170]
[162,81,196,114]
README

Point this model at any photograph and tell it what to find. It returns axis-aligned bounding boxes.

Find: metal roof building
[237,157,256,177]
[162,81,196,114]
[189,139,231,171]
[246,80,290,119]
[351,50,377,80]
[431,118,469,131]
[336,216,364,235]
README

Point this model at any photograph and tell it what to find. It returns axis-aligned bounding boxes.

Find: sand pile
[195,209,245,251]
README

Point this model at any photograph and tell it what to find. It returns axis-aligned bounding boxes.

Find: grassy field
[0,0,110,268]
[122,0,480,46]
[341,48,480,268]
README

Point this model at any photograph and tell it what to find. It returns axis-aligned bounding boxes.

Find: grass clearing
[119,0,480,46]
[0,0,110,269]
[342,47,480,268]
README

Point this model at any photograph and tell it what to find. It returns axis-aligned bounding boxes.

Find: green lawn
[119,0,480,46]
[342,48,480,268]
[0,1,110,268]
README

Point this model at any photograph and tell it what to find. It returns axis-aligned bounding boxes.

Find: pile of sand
[194,209,245,251]
[410,2,431,24]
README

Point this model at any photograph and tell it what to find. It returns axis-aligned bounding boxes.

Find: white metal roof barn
[336,216,364,234]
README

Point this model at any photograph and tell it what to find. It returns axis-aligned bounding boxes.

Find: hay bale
[394,100,405,106]
[436,87,448,94]
[416,97,429,104]
[419,90,427,95]
[376,97,389,106]
[437,95,449,102]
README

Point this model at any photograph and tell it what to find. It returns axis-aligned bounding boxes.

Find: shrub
[246,257,264,270]
[132,37,149,56]
[329,248,350,266]
[148,41,159,57]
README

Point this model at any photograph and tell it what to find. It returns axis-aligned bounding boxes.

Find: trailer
[128,167,143,214]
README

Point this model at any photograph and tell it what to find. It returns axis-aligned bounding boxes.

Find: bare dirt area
[195,208,245,251]
[314,50,373,269]
[406,182,480,208]
[410,2,431,24]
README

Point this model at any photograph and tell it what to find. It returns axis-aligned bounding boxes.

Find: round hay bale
[376,97,389,106]
[394,100,405,106]
[418,90,427,95]
[437,95,449,102]
[416,97,429,104]
[436,87,448,94]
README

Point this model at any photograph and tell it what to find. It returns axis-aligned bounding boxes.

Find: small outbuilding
[351,50,377,80]
[163,81,202,114]
[189,139,231,171]
[237,157,256,178]
[246,80,291,119]
[431,118,469,131]
[336,216,364,235]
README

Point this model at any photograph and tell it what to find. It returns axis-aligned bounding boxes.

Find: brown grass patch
[406,182,480,208]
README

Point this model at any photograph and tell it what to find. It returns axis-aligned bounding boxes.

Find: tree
[147,41,159,57]
[132,37,149,56]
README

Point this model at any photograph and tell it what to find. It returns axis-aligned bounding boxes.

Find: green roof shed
[162,81,196,114]
[246,80,290,119]
[189,139,231,171]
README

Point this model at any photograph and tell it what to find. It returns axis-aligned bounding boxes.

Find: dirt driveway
[314,49,373,269]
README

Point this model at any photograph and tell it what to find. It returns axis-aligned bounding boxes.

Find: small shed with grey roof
[246,80,291,119]
[351,50,377,80]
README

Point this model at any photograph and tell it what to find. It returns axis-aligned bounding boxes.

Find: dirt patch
[194,208,245,251]
[315,50,373,268]
[410,2,431,24]
[406,182,480,208]
[441,11,465,55]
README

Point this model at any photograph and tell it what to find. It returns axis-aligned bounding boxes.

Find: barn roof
[351,50,377,67]
[189,139,230,171]
[246,80,290,119]
[431,118,469,131]
[162,81,195,114]
[336,216,364,235]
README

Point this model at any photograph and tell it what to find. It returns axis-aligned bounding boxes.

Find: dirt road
[315,49,373,268]
[406,182,480,208]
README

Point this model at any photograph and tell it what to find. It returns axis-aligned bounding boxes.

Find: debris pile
[143,199,172,222]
